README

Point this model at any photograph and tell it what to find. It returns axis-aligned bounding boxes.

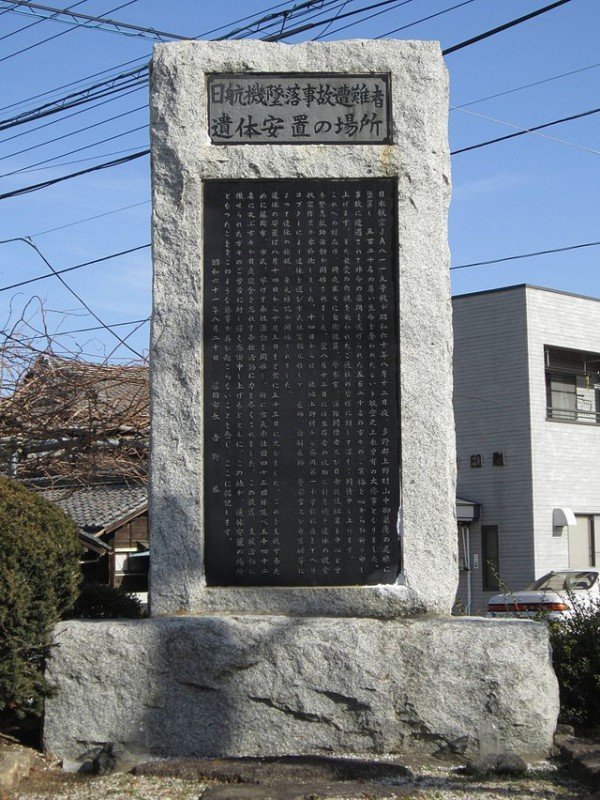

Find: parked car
[486,569,600,621]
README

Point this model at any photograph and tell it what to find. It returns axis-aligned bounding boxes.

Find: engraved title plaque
[207,73,391,144]
[203,178,400,586]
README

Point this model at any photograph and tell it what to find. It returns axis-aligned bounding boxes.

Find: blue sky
[0,0,598,361]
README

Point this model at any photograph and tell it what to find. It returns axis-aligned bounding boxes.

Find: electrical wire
[441,0,573,56]
[0,241,150,292]
[451,105,600,155]
[0,237,146,357]
[0,149,148,200]
[451,241,600,271]
[0,0,141,64]
[453,106,600,158]
[8,145,146,174]
[27,315,149,339]
[23,200,149,238]
[314,0,415,39]
[0,0,188,40]
[452,61,600,110]
[0,102,146,161]
[374,0,477,39]
[0,1,334,130]
[0,0,88,43]
[263,0,401,39]
[0,122,147,177]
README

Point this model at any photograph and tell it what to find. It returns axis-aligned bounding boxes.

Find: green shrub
[0,478,80,720]
[550,597,600,729]
[69,582,145,619]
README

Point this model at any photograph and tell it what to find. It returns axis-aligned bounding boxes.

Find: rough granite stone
[44,616,558,762]
[149,39,456,616]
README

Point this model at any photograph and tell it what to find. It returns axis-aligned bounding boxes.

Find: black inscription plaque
[207,73,391,144]
[203,178,400,586]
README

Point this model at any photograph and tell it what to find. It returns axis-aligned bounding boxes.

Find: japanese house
[33,480,148,599]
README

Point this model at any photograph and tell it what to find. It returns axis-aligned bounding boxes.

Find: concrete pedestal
[44,615,558,764]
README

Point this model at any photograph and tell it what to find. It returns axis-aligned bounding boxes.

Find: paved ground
[9,757,593,800]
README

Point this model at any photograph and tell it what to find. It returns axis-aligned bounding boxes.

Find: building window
[481,525,500,591]
[545,346,600,424]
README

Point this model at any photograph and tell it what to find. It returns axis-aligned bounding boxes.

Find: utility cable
[0,0,88,43]
[0,241,150,291]
[0,84,145,146]
[0,0,141,65]
[441,0,574,56]
[1,0,189,40]
[23,200,149,238]
[452,240,600,271]
[452,60,600,110]
[451,104,600,155]
[315,0,415,39]
[0,149,147,199]
[10,145,146,174]
[0,123,147,177]
[27,315,150,339]
[0,72,148,132]
[373,0,476,39]
[263,0,401,39]
[0,238,146,357]
[453,106,600,158]
[0,1,333,129]
[0,102,146,160]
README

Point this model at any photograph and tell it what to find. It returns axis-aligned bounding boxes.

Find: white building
[453,284,600,613]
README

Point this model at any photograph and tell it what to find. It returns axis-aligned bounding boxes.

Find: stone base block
[44,616,558,764]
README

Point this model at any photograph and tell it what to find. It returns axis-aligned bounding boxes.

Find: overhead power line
[0,238,147,358]
[6,95,600,200]
[314,0,415,39]
[0,103,146,162]
[24,199,149,237]
[451,104,600,155]
[0,0,140,65]
[374,0,476,39]
[0,122,147,177]
[454,107,600,158]
[0,0,88,44]
[28,315,150,340]
[0,0,584,200]
[452,240,600,271]
[0,148,148,200]
[442,0,573,55]
[0,0,337,130]
[453,60,600,110]
[263,0,400,39]
[0,242,150,291]
[1,0,189,40]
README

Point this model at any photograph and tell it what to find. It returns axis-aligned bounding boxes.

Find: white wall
[453,287,535,613]
[526,287,600,576]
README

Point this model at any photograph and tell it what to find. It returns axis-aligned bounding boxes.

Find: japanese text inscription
[207,74,391,144]
[203,178,401,586]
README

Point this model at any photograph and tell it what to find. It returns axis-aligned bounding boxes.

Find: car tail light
[487,601,570,612]
[542,602,570,612]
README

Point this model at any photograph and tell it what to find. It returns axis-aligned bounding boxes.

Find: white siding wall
[526,287,600,576]
[453,287,534,613]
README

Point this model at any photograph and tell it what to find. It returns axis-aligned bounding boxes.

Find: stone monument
[44,40,559,763]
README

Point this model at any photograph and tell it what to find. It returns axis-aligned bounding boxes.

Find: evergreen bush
[550,597,600,729]
[0,478,80,720]
[70,582,145,619]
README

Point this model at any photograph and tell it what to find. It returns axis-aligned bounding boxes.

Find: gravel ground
[10,760,592,800]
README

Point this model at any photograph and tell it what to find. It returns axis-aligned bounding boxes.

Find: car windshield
[527,571,599,591]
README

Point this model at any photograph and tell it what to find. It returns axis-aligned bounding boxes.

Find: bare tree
[0,299,149,486]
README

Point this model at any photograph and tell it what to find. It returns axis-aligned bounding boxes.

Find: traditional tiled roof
[35,481,147,535]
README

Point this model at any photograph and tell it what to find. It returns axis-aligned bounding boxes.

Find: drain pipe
[460,524,472,615]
